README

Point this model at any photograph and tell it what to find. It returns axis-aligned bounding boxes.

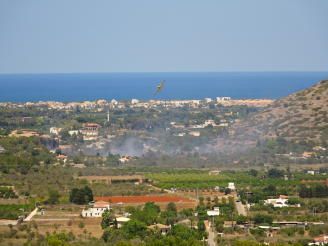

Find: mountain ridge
[217,80,328,152]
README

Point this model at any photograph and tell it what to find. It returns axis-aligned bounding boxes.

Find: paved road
[204,220,216,246]
[235,200,247,216]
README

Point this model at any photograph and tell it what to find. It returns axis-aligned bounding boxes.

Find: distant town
[0,97,273,110]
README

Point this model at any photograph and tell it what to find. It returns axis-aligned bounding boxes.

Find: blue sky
[0,0,327,73]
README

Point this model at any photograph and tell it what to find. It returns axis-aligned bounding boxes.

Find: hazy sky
[0,0,328,73]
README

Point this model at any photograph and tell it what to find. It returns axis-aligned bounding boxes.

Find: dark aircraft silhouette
[154,80,165,96]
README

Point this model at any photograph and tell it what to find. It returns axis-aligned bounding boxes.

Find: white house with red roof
[309,234,328,245]
[81,201,110,217]
[81,123,101,141]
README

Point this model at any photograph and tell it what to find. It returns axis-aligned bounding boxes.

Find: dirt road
[235,200,247,216]
[24,207,38,222]
[204,220,216,246]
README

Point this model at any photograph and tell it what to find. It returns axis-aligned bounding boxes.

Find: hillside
[0,136,55,174]
[218,80,328,152]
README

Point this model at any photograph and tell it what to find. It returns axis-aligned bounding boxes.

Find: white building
[81,201,110,217]
[68,130,80,136]
[116,216,131,228]
[313,146,326,151]
[228,182,236,191]
[50,127,62,135]
[204,98,213,103]
[204,119,217,127]
[131,99,139,104]
[264,195,290,208]
[119,156,133,163]
[111,99,118,105]
[189,131,200,137]
[307,170,315,175]
[96,99,107,106]
[207,207,220,216]
[216,97,231,102]
[309,235,328,245]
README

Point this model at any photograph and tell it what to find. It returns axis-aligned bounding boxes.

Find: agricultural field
[146,169,303,190]
[32,204,103,238]
[0,204,32,220]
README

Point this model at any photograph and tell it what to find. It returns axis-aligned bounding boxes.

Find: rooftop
[93,201,110,208]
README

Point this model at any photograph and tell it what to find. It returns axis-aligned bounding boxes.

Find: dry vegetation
[229,80,328,145]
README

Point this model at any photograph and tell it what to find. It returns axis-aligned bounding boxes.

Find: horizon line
[0,70,328,76]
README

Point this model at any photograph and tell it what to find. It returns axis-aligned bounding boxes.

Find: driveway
[235,200,247,216]
[204,220,216,246]
[24,207,38,222]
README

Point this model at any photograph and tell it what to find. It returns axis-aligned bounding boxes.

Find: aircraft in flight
[154,80,165,96]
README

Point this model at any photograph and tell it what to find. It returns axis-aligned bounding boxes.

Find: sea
[0,72,327,102]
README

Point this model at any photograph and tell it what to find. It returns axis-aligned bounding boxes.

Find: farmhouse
[307,170,315,175]
[264,195,289,208]
[207,207,220,216]
[81,201,110,217]
[228,182,236,191]
[119,156,134,163]
[309,234,328,245]
[148,224,171,235]
[81,123,101,141]
[68,130,80,136]
[49,127,62,135]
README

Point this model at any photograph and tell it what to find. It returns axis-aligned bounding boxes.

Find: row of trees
[0,187,18,199]
[299,184,328,198]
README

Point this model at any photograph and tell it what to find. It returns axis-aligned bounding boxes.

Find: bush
[250,227,265,237]
[253,214,273,225]
[69,186,93,204]
[47,189,60,204]
[267,168,284,178]
[309,225,325,237]
[78,221,85,229]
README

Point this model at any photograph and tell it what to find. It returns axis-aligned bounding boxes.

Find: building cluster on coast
[0,97,273,110]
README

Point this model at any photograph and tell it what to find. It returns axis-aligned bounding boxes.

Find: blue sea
[0,72,327,102]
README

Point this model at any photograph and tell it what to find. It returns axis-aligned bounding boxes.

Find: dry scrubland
[231,80,328,144]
